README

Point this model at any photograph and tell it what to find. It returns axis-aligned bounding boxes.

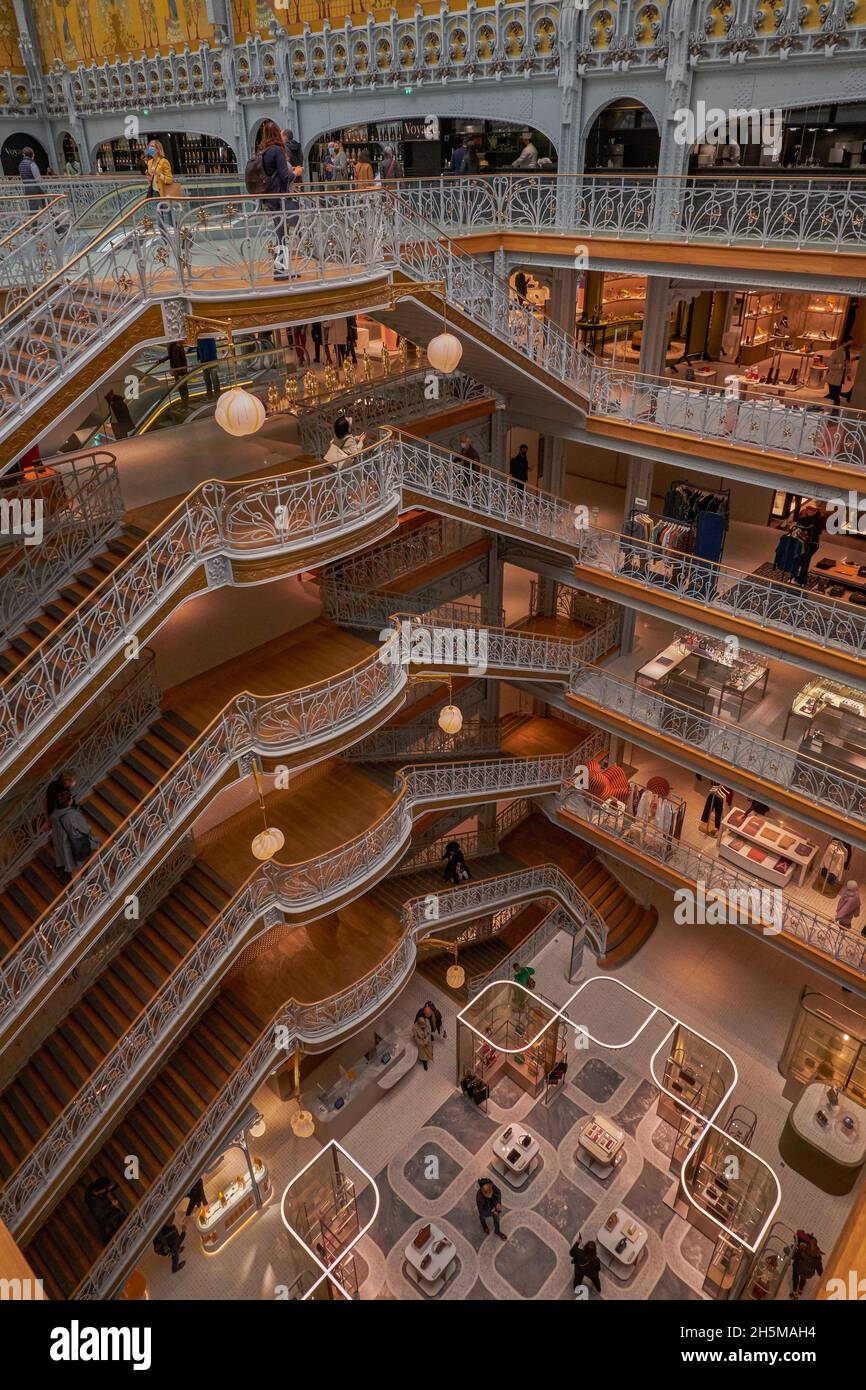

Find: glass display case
[656,1023,732,1145]
[457,982,568,1109]
[780,987,866,1104]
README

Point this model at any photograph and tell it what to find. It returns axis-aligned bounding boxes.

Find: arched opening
[59,132,82,174]
[306,117,557,181]
[1,131,50,177]
[93,131,237,177]
[583,98,660,174]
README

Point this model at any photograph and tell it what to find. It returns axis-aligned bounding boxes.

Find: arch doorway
[583,99,660,174]
[1,132,50,177]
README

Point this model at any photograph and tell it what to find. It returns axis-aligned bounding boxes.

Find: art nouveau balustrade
[0,654,160,892]
[0,613,606,1045]
[297,367,492,458]
[0,648,408,1045]
[0,449,123,642]
[392,173,866,251]
[7,436,866,791]
[322,512,482,596]
[558,790,866,978]
[0,752,584,1240]
[566,662,866,847]
[5,186,866,482]
[0,197,72,302]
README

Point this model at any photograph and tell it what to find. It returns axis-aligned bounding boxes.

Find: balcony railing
[0,646,407,1042]
[7,435,866,789]
[559,790,866,976]
[0,652,160,891]
[0,752,579,1236]
[297,367,491,457]
[0,449,123,642]
[568,662,866,833]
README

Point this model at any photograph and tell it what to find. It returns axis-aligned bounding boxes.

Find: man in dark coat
[476,1178,507,1239]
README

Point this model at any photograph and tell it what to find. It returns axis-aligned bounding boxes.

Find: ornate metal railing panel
[347,714,504,764]
[588,366,866,475]
[0,653,161,892]
[323,512,480,594]
[0,449,400,774]
[559,790,866,976]
[0,198,71,298]
[567,519,866,660]
[390,173,866,251]
[319,585,501,632]
[468,910,567,997]
[297,368,490,456]
[0,451,123,642]
[0,751,579,1233]
[568,662,866,829]
[0,647,407,1039]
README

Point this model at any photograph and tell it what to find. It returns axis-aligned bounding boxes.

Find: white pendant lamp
[250,765,285,861]
[446,962,465,989]
[215,384,266,437]
[427,329,463,374]
[438,703,463,734]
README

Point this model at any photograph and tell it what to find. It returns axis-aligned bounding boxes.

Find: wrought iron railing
[468,910,567,998]
[0,450,123,642]
[0,646,407,1040]
[0,448,401,776]
[346,714,503,765]
[0,197,71,301]
[322,512,480,595]
[0,652,161,891]
[568,662,866,830]
[0,752,578,1236]
[297,368,492,456]
[558,790,866,975]
[5,434,866,785]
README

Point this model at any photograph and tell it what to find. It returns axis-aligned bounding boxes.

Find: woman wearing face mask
[144,139,174,199]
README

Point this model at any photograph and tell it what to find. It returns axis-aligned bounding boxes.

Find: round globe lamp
[427,331,463,374]
[215,385,266,437]
[438,703,463,735]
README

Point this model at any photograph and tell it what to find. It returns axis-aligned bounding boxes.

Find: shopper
[84,1176,125,1241]
[153,1220,186,1274]
[476,1178,507,1240]
[511,130,539,170]
[331,315,349,367]
[64,155,82,176]
[144,138,173,198]
[423,999,446,1042]
[50,786,98,878]
[18,145,44,212]
[329,139,348,184]
[185,1177,207,1217]
[281,128,303,172]
[508,442,530,490]
[257,118,301,281]
[380,145,404,181]
[512,962,536,989]
[353,148,375,186]
[346,314,359,365]
[196,331,221,400]
[835,880,861,931]
[167,339,189,410]
[412,1009,434,1070]
[450,137,467,175]
[463,139,480,175]
[104,389,134,441]
[311,321,323,364]
[457,433,481,476]
[324,414,365,470]
[45,768,78,820]
[570,1235,602,1294]
[826,343,850,408]
[790,1232,823,1299]
[293,324,309,366]
[443,845,471,884]
[513,270,528,302]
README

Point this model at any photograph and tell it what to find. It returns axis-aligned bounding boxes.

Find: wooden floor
[513,613,592,641]
[196,758,391,895]
[501,713,589,758]
[166,618,376,730]
[378,537,491,597]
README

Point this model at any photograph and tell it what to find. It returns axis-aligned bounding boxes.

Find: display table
[491,1125,540,1189]
[405,1223,457,1294]
[577,1113,626,1179]
[636,641,689,687]
[314,1034,415,1122]
[809,556,866,595]
[797,710,866,781]
[783,678,866,741]
[197,1158,270,1253]
[781,1083,866,1194]
[718,808,818,887]
[597,1208,648,1281]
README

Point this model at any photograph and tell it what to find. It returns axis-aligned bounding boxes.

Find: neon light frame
[280,1139,381,1300]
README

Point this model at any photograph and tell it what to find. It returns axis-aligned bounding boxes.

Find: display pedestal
[780,1083,866,1194]
[490,1125,540,1190]
[197,1158,271,1254]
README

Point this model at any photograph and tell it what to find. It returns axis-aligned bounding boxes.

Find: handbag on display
[413,1224,432,1249]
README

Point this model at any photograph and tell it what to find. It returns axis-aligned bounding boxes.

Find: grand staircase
[0,523,147,674]
[21,986,263,1300]
[0,858,235,1186]
[501,814,658,969]
[0,707,200,961]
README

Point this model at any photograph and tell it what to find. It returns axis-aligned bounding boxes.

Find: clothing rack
[626,508,695,554]
[625,780,686,844]
[663,480,731,530]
